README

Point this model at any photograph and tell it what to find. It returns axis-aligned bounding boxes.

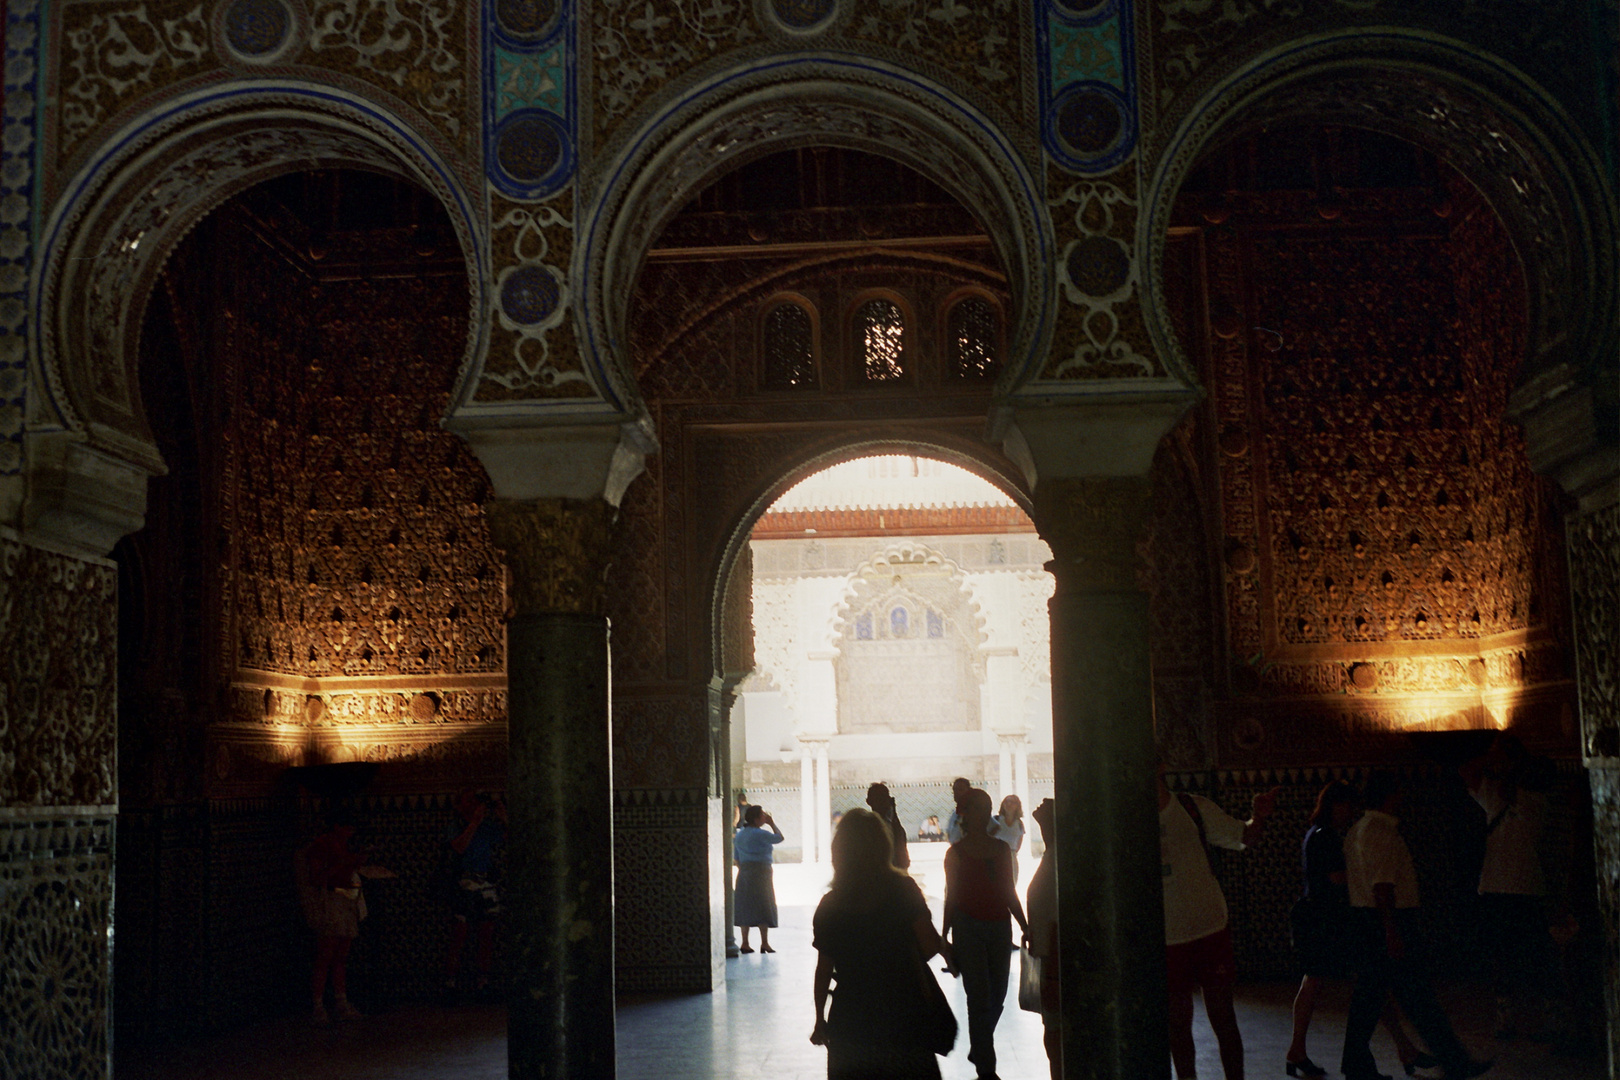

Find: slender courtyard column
[800,745,817,863]
[487,497,618,1080]
[1035,475,1168,1080]
[812,739,833,863]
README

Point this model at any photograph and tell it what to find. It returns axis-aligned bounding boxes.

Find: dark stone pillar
[488,499,617,1080]
[1036,477,1169,1080]
[1566,499,1620,1077]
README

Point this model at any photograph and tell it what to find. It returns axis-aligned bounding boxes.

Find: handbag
[1018,945,1043,1013]
[915,954,958,1056]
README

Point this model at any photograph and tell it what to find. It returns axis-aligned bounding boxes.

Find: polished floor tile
[118,896,1604,1080]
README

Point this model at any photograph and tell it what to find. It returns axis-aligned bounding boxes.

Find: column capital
[486,497,616,617]
[1032,475,1152,594]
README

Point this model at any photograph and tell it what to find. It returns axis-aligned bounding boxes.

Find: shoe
[760,944,775,953]
[1441,1061,1492,1080]
[333,997,362,1020]
[311,1003,330,1026]
[1403,1052,1439,1076]
[739,944,754,953]
[1286,1057,1327,1078]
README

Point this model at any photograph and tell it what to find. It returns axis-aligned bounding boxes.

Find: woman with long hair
[811,807,954,1079]
[989,794,1026,881]
[944,787,1030,1080]
[1286,781,1434,1077]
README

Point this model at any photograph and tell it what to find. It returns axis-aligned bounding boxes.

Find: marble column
[998,737,1015,806]
[1014,736,1031,815]
[812,740,833,864]
[1034,476,1167,1080]
[1566,498,1620,1074]
[486,498,617,1080]
[800,746,816,864]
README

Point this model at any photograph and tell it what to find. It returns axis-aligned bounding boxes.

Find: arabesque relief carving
[222,214,504,684]
[1032,475,1152,594]
[1042,158,1163,380]
[476,190,591,402]
[486,497,617,616]
[52,0,471,178]
[1569,501,1620,759]
[0,537,116,807]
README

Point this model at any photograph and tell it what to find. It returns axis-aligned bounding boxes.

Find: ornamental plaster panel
[0,535,116,808]
[1569,502,1620,760]
[0,0,41,479]
[50,0,475,179]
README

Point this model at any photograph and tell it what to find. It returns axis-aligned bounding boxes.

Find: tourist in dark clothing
[866,781,911,870]
[944,787,1029,1080]
[1287,781,1433,1077]
[812,807,953,1079]
[441,790,506,999]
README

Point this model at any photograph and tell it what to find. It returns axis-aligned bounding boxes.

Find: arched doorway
[111,165,507,1054]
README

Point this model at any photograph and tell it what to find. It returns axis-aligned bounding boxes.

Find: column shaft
[815,746,832,864]
[998,739,1014,806]
[507,612,615,1080]
[1014,739,1030,816]
[1050,590,1167,1080]
[1035,474,1167,1080]
[800,750,816,864]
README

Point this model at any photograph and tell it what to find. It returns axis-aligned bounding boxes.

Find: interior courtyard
[1,4,1617,1080]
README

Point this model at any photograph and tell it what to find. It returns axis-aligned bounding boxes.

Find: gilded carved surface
[0,537,117,807]
[222,220,505,684]
[0,817,113,1080]
[1569,502,1620,759]
[1185,179,1576,754]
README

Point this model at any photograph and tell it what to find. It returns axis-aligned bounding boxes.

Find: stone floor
[117,897,1603,1080]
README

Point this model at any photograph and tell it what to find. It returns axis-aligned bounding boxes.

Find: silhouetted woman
[944,787,1029,1080]
[734,803,784,953]
[812,807,954,1079]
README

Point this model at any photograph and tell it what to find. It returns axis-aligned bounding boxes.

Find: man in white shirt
[1461,732,1556,1040]
[1341,772,1491,1080]
[1159,767,1280,1080]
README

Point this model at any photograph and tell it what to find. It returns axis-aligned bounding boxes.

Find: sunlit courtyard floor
[117,852,1603,1080]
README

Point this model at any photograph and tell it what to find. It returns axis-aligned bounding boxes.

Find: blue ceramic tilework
[1038,0,1137,174]
[0,0,39,475]
[484,0,575,200]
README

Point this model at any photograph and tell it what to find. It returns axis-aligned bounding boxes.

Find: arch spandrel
[33,85,488,487]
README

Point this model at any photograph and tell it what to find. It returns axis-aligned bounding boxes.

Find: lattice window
[855,298,905,382]
[890,606,909,638]
[855,612,873,640]
[761,301,815,389]
[927,610,944,638]
[948,296,998,379]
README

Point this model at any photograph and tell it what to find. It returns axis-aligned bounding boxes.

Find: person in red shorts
[1158,764,1280,1080]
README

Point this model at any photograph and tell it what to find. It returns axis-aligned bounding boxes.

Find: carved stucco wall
[188,201,508,787]
[0,534,116,1080]
[1182,180,1577,764]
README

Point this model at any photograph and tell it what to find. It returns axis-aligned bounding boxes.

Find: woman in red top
[944,788,1030,1080]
